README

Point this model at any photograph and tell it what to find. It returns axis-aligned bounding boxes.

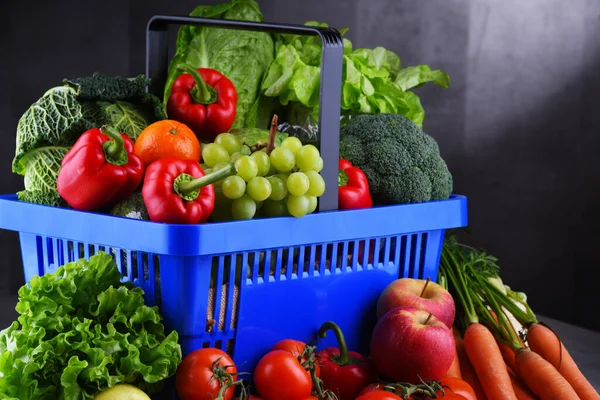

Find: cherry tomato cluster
[175,324,476,400]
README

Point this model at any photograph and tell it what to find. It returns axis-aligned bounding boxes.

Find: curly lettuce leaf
[262,44,321,108]
[394,65,450,91]
[260,27,448,129]
[345,46,401,79]
[0,252,181,400]
[163,0,274,129]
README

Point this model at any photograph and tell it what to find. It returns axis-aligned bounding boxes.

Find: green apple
[92,384,151,400]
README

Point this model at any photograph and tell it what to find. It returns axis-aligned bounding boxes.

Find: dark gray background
[1,0,600,332]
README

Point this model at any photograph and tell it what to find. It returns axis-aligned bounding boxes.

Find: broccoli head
[339,113,453,205]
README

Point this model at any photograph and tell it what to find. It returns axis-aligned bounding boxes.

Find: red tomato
[436,377,476,400]
[355,391,403,400]
[359,383,387,395]
[176,348,237,400]
[271,339,320,377]
[430,395,467,400]
[234,395,316,400]
[271,339,307,356]
[253,350,313,400]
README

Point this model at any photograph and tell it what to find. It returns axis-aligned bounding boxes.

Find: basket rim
[0,194,468,256]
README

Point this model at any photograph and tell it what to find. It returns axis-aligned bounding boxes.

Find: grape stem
[266,114,278,155]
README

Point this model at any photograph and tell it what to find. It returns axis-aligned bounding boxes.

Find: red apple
[370,306,455,383]
[376,278,455,328]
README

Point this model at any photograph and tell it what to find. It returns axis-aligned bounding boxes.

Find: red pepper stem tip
[338,170,348,187]
[100,126,128,166]
[176,63,216,105]
[176,164,237,198]
[317,321,353,366]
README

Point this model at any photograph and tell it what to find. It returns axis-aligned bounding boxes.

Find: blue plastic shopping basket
[0,15,468,376]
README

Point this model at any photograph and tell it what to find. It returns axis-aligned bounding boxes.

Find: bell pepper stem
[177,63,216,104]
[101,126,128,166]
[177,164,236,197]
[318,321,352,366]
[338,170,348,186]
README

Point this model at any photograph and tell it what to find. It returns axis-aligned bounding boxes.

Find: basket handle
[146,15,344,212]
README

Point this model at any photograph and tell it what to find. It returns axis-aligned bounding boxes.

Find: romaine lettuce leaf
[0,252,181,400]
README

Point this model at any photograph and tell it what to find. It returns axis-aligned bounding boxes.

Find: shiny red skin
[176,348,237,400]
[271,339,320,377]
[253,350,313,400]
[355,391,403,400]
[141,157,215,224]
[435,377,476,400]
[317,347,376,400]
[168,68,237,142]
[338,158,372,210]
[370,306,455,383]
[57,127,144,211]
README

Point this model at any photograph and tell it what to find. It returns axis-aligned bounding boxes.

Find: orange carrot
[527,323,599,400]
[464,323,518,400]
[515,348,580,400]
[444,327,463,378]
[508,367,539,400]
[499,341,518,373]
[454,327,486,399]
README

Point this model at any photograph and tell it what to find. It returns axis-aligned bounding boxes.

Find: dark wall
[2,0,600,331]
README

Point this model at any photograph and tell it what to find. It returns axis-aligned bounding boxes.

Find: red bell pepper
[167,63,237,142]
[142,158,236,224]
[316,321,376,400]
[57,126,144,211]
[338,158,372,210]
[338,159,375,264]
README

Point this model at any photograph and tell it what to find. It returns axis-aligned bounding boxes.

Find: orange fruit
[134,120,201,167]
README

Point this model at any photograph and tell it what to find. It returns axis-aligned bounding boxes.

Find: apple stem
[317,321,352,366]
[420,277,431,297]
[424,312,433,325]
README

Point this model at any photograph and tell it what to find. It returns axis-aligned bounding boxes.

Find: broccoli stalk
[339,113,453,205]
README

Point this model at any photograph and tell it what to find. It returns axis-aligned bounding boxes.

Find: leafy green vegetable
[394,65,450,91]
[21,146,69,194]
[163,0,275,129]
[16,190,67,208]
[261,44,321,108]
[95,101,155,141]
[0,252,181,400]
[260,24,450,129]
[13,87,84,175]
[63,73,151,101]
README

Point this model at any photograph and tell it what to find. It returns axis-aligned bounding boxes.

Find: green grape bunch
[201,129,326,221]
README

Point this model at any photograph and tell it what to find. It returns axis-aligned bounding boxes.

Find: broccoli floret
[339,113,453,205]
